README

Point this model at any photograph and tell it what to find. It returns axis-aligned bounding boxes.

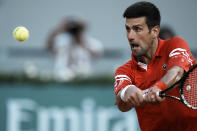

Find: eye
[133,26,142,32]
[125,26,130,33]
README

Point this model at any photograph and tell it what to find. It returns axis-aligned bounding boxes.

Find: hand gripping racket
[143,64,197,109]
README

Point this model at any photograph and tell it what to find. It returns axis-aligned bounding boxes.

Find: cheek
[143,32,152,42]
[140,36,152,48]
[138,35,148,44]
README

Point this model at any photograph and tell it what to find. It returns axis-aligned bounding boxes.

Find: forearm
[160,66,184,88]
[144,66,185,104]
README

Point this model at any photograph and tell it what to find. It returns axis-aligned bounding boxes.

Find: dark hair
[123,1,161,30]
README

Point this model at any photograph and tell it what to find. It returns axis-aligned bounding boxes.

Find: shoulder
[169,36,188,45]
[165,37,189,50]
[161,37,190,56]
[163,37,196,71]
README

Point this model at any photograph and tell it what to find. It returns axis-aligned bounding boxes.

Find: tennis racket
[144,64,197,109]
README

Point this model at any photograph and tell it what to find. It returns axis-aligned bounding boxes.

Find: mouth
[131,43,140,49]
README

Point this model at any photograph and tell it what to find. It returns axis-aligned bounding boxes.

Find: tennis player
[114,1,197,131]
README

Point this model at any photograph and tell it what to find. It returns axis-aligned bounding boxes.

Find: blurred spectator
[159,25,176,40]
[46,16,103,82]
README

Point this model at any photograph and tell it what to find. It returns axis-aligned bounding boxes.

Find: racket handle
[157,91,165,98]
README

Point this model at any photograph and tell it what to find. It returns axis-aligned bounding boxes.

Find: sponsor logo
[162,64,166,70]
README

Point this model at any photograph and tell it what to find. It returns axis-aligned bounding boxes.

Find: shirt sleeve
[114,64,133,96]
[167,37,195,72]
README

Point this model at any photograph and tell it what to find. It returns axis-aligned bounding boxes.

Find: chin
[132,52,144,57]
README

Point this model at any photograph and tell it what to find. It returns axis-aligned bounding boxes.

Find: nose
[127,30,135,42]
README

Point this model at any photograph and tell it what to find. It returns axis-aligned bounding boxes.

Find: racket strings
[183,68,197,108]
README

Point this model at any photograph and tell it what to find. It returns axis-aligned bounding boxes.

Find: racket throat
[164,95,181,101]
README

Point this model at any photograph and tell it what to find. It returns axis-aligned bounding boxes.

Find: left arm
[145,66,184,104]
[145,37,195,104]
[160,66,184,87]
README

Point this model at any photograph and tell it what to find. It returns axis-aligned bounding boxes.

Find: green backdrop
[0,83,140,131]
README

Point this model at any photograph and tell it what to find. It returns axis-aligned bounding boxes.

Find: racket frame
[159,64,197,109]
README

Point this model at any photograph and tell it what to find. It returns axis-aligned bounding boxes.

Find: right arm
[116,91,133,112]
[116,85,145,112]
[114,67,145,112]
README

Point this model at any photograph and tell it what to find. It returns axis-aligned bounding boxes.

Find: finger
[146,88,154,101]
[147,91,153,102]
[140,94,147,105]
[135,92,144,106]
[145,93,150,103]
[155,92,165,102]
[126,95,137,106]
[129,93,142,106]
[149,91,164,104]
[147,92,157,104]
[132,94,140,106]
[151,94,157,103]
[142,92,148,101]
[143,91,152,103]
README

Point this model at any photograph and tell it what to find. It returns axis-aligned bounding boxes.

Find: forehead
[125,17,147,27]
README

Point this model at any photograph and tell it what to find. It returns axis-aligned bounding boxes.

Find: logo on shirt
[162,64,166,70]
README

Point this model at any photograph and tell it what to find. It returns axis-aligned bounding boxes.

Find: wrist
[120,85,135,101]
[153,81,167,90]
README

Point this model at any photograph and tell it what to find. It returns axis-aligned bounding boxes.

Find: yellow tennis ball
[13,26,29,42]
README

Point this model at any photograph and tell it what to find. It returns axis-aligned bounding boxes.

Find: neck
[137,38,159,64]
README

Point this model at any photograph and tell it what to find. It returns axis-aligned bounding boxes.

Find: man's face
[125,17,154,57]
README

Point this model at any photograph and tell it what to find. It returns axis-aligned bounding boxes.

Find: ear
[151,26,160,39]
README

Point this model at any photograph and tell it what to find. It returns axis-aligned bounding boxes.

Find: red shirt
[114,37,197,131]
